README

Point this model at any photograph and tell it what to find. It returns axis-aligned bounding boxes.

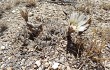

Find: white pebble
[1,64,5,68]
[0,46,5,50]
[107,43,110,48]
[7,67,13,70]
[52,62,59,69]
[21,59,25,65]
[35,60,41,67]
[37,67,42,70]
[29,12,33,17]
[12,10,16,13]
[44,62,50,68]
[67,66,71,70]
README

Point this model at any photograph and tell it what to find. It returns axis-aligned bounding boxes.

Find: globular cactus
[68,11,91,34]
[67,11,91,57]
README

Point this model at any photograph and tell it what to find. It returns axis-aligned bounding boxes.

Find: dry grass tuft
[75,0,93,14]
[67,9,110,69]
[25,0,36,7]
[69,26,110,69]
[100,2,110,10]
[0,23,8,36]
[12,0,21,6]
[20,7,43,41]
[20,7,28,22]
[3,2,12,10]
[84,27,110,63]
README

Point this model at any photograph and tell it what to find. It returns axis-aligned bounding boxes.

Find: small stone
[7,19,11,22]
[105,62,110,68]
[8,56,13,60]
[33,64,38,69]
[52,62,59,69]
[49,14,51,16]
[37,67,42,70]
[28,47,34,52]
[16,9,20,14]
[35,60,41,67]
[29,69,34,70]
[44,62,50,68]
[62,65,66,70]
[107,43,110,48]
[12,10,16,13]
[58,64,62,70]
[66,66,71,70]
[0,46,5,50]
[29,12,33,17]
[21,59,26,65]
[22,66,26,70]
[1,64,5,69]
[6,67,13,70]
[0,51,2,54]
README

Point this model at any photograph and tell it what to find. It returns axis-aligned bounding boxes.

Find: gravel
[0,0,110,70]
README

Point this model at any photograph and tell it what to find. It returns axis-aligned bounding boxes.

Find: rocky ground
[0,0,110,70]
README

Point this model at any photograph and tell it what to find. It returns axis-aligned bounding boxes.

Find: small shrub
[20,7,43,41]
[0,24,8,36]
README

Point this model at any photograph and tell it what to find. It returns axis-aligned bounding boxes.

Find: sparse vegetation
[100,2,110,10]
[0,0,110,70]
[20,7,43,41]
[75,0,93,14]
[25,0,36,7]
[0,24,8,36]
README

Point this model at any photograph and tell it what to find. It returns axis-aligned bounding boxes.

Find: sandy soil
[0,0,110,70]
